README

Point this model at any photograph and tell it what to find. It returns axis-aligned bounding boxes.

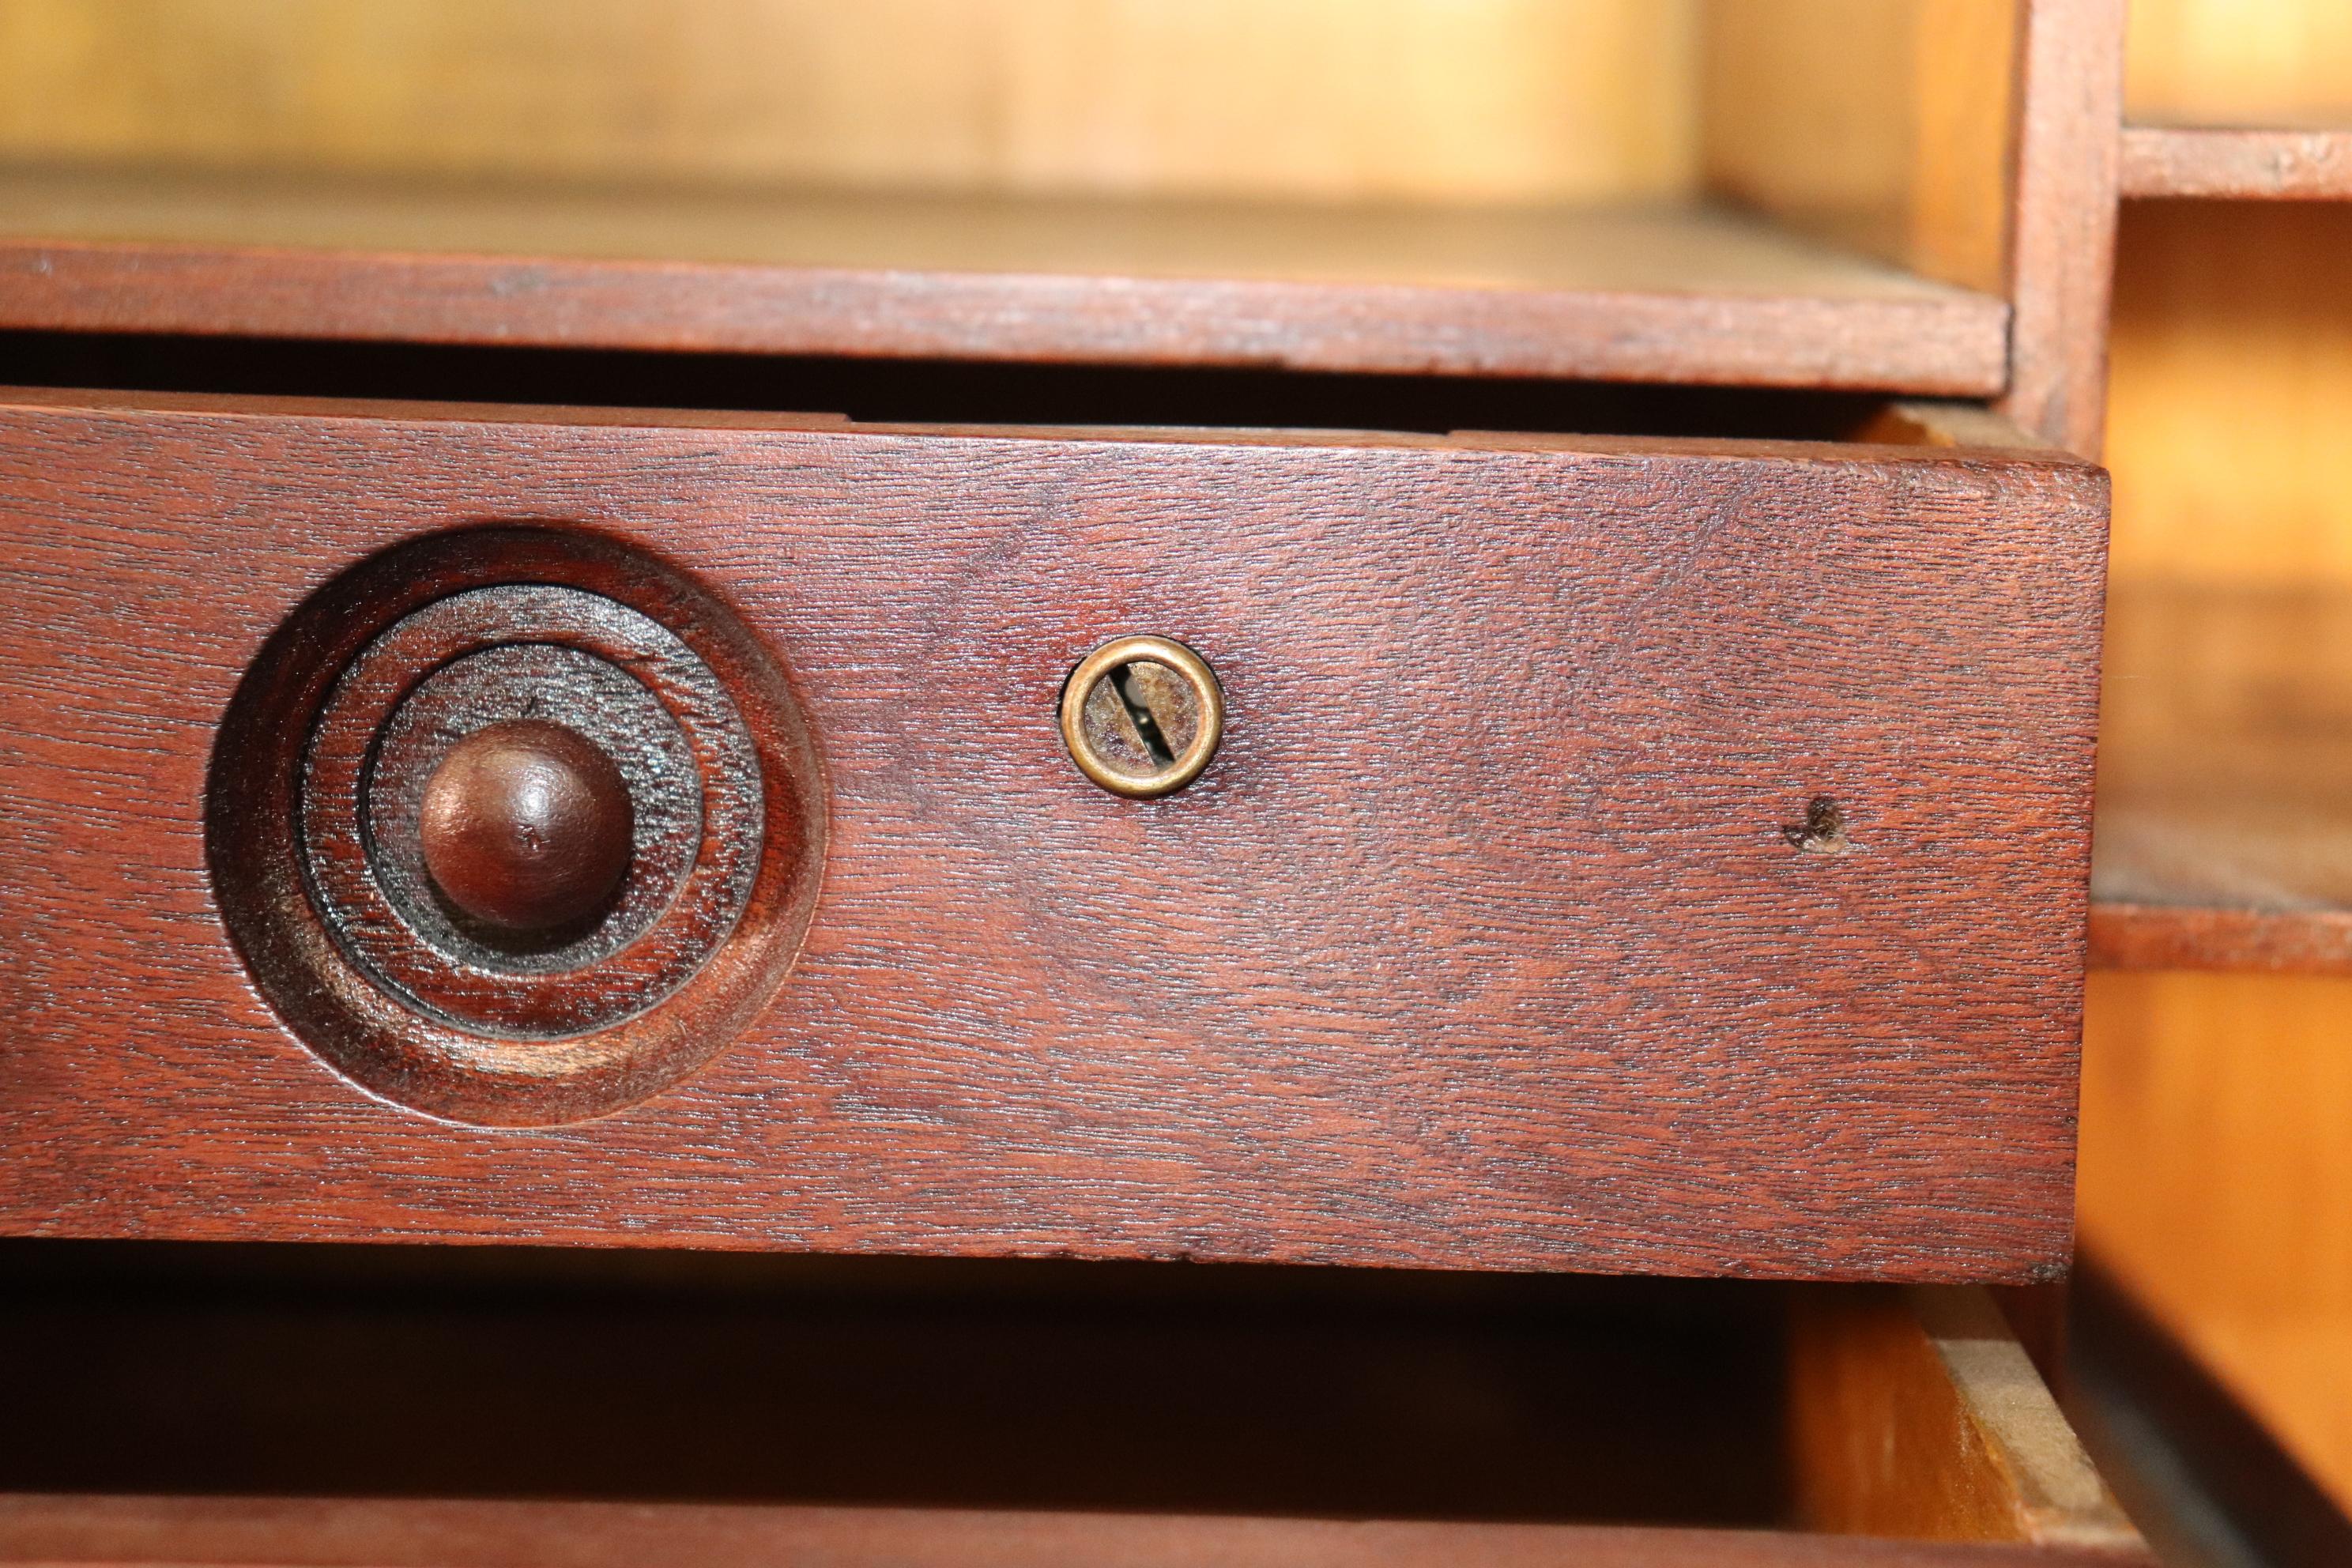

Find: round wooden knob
[420,719,634,933]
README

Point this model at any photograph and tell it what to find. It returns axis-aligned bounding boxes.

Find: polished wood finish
[419,719,635,933]
[0,7,2169,1553]
[2088,583,2352,974]
[2120,125,2352,200]
[0,390,2107,1277]
[205,537,825,1123]
[0,171,2011,393]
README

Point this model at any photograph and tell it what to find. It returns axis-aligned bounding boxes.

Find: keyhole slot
[1108,661,1180,767]
[1059,635,1226,799]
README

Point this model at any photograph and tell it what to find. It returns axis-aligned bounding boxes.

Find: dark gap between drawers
[0,331,1888,441]
[0,1239,1790,1526]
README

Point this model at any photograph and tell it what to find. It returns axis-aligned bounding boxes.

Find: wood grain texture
[1902,1288,2139,1549]
[0,1494,2154,1568]
[206,545,824,1122]
[1789,1289,2044,1544]
[2120,126,2352,200]
[1996,0,2127,457]
[0,391,2109,1278]
[0,0,1701,206]
[1787,1297,2013,1542]
[0,172,2011,393]
[2088,583,2352,974]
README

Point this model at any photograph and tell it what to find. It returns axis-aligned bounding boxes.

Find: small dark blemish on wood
[1783,796,1855,855]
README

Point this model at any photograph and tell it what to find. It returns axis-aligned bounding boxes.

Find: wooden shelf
[2089,582,2352,974]
[2120,125,2352,200]
[0,167,2009,393]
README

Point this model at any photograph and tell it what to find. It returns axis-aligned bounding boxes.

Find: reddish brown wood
[379,643,702,969]
[0,1493,2154,1568]
[0,390,2108,1278]
[0,236,2010,394]
[1996,0,2128,457]
[2086,904,2352,974]
[419,719,635,933]
[204,538,826,1124]
[2120,126,2352,201]
[0,179,2011,394]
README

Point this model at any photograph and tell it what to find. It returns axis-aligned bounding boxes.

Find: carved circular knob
[208,530,827,1125]
[420,718,634,933]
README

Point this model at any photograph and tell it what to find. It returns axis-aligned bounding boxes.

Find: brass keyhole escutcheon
[1061,635,1224,798]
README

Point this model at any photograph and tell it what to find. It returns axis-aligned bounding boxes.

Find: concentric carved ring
[206,528,825,1125]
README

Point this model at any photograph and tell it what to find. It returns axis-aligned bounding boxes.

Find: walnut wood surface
[2120,125,2352,199]
[0,170,2011,394]
[0,390,2108,1277]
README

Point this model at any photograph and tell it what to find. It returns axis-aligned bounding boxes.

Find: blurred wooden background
[0,0,1700,204]
[2085,0,2352,1517]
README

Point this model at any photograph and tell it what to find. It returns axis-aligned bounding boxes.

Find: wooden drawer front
[0,392,2109,1279]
